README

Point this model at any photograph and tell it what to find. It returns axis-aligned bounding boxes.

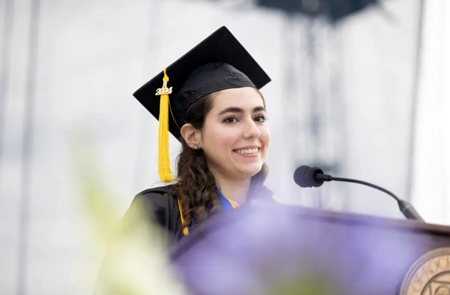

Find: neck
[214,175,251,205]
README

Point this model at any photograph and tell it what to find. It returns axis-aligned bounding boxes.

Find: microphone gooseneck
[293,165,425,222]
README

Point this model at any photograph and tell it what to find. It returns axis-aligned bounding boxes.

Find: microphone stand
[315,174,424,222]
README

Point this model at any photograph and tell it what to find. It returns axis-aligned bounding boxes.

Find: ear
[180,124,202,149]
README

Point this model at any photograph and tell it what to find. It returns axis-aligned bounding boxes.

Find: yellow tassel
[156,68,175,182]
[177,198,189,236]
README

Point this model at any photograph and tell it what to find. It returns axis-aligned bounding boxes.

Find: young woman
[130,26,274,246]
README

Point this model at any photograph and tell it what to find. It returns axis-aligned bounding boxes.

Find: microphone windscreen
[293,165,312,188]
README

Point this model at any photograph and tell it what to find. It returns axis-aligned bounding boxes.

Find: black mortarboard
[133,26,271,182]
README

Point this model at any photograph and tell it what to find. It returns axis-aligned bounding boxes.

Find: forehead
[210,87,265,111]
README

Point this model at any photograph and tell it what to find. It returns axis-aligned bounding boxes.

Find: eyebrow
[218,106,265,115]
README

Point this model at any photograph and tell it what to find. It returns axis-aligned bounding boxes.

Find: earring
[194,145,200,150]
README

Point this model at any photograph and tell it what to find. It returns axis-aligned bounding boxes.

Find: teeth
[235,148,259,154]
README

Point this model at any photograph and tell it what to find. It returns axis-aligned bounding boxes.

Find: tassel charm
[155,68,175,182]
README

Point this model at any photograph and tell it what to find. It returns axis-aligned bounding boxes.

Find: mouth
[233,147,260,155]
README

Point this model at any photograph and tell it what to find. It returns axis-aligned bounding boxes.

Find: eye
[254,114,266,123]
[223,116,239,124]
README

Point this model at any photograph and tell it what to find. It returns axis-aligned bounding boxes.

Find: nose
[243,118,260,139]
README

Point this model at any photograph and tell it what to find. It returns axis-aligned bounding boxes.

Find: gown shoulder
[125,185,182,241]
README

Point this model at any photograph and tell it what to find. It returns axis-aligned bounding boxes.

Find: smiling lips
[233,147,260,156]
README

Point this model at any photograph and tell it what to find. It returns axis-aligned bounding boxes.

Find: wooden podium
[171,202,450,295]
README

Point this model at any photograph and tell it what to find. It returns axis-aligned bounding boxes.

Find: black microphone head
[293,166,311,187]
[293,165,325,188]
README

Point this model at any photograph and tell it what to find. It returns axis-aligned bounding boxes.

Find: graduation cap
[133,26,271,182]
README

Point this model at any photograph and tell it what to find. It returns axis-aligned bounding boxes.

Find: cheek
[216,133,240,150]
[259,127,271,160]
[260,127,271,146]
[203,124,238,150]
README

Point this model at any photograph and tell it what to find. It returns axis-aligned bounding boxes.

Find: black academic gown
[126,184,275,246]
[126,185,184,245]
[93,184,275,294]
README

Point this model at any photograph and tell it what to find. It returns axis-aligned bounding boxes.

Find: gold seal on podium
[401,248,450,295]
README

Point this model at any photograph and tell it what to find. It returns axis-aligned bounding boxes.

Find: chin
[237,164,264,178]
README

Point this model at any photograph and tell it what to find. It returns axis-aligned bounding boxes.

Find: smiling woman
[182,87,270,187]
[129,26,275,246]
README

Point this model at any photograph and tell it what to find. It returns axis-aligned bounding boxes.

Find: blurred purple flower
[172,202,426,295]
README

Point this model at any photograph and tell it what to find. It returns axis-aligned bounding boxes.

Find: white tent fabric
[412,0,450,224]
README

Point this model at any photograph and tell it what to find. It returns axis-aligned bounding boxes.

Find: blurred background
[0,0,449,294]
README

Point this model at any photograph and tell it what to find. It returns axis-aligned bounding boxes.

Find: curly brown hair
[171,90,269,231]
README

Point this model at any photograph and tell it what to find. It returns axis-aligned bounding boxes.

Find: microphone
[293,165,424,222]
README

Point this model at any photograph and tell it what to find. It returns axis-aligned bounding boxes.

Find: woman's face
[199,87,270,181]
